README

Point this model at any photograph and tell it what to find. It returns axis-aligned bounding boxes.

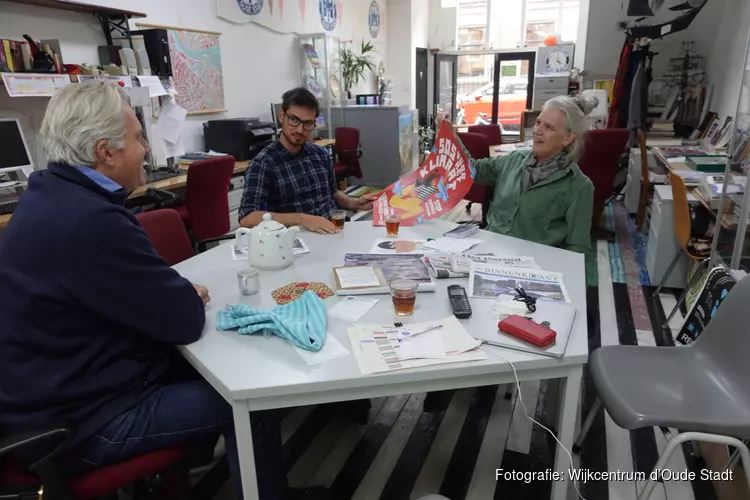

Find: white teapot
[235,214,301,271]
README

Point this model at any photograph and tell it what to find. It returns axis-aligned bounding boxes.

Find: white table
[172,220,588,500]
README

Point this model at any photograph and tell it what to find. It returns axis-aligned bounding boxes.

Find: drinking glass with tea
[390,280,418,316]
[331,209,346,230]
[385,214,400,237]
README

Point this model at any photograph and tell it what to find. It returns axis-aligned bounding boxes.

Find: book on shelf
[686,155,728,173]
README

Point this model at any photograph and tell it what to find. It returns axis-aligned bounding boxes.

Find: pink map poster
[166,29,226,115]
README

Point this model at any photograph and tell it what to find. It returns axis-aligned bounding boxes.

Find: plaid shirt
[238,141,338,221]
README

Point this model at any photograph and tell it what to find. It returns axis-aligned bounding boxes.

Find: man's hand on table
[299,214,339,234]
[192,284,211,305]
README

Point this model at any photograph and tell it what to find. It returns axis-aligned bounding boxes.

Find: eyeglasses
[285,113,317,131]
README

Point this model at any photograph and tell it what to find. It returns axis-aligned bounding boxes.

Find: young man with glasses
[239,87,378,233]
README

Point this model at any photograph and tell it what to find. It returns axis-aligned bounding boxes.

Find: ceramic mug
[237,267,260,295]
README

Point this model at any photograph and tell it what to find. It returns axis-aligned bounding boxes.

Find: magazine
[468,263,570,303]
[369,238,427,254]
[338,253,435,295]
[451,254,540,274]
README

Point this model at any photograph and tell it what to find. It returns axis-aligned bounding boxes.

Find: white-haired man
[0,82,322,500]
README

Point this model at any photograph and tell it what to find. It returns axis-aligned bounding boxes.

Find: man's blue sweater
[0,163,206,446]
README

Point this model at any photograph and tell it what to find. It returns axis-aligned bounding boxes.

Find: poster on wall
[217,0,360,38]
[372,122,475,226]
[137,24,226,115]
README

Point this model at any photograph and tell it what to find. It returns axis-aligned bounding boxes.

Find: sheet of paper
[163,137,185,159]
[156,102,187,144]
[136,75,168,98]
[336,266,380,288]
[397,335,446,360]
[295,333,349,365]
[370,238,426,254]
[127,86,151,107]
[422,237,483,254]
[230,238,309,261]
[328,296,379,321]
[347,316,486,374]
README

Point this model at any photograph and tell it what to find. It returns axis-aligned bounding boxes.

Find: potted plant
[339,40,376,99]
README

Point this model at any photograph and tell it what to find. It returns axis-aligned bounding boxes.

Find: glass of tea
[390,280,418,316]
[385,214,401,237]
[331,209,346,230]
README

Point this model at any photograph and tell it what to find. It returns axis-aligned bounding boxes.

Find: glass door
[493,52,535,138]
[456,54,496,127]
[434,54,458,123]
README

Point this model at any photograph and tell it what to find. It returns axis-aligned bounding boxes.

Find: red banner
[373,122,475,226]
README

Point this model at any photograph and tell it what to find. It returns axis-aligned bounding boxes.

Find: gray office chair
[574,275,750,500]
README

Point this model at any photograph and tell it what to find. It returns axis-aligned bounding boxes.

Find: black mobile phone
[447,285,472,319]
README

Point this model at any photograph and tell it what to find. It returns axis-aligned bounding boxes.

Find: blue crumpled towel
[216,290,327,351]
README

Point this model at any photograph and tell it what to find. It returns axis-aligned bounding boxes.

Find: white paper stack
[421,237,483,254]
[347,316,487,374]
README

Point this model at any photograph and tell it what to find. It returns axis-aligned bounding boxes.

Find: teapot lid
[257,213,285,231]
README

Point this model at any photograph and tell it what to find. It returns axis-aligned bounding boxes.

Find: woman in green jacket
[448,95,597,256]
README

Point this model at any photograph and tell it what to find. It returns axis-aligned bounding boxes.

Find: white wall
[386,0,412,107]
[707,0,750,120]
[428,0,456,52]
[412,0,430,109]
[582,0,727,79]
[0,0,385,167]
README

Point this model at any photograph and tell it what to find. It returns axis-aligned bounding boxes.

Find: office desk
[128,160,251,199]
[0,161,252,230]
[172,219,588,500]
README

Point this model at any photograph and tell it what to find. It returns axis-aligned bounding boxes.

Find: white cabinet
[646,185,688,289]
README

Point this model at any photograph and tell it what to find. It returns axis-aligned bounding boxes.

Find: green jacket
[474,150,594,256]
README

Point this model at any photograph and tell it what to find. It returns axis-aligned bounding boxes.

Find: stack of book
[699,174,745,209]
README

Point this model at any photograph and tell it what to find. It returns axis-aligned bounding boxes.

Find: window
[525,21,555,47]
[456,0,579,50]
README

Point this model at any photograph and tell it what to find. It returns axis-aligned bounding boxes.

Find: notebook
[471,300,577,358]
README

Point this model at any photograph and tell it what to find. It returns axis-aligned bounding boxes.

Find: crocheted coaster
[272,282,334,305]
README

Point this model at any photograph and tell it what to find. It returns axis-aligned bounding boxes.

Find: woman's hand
[435,112,453,129]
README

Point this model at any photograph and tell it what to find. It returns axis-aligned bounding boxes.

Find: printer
[203,118,276,161]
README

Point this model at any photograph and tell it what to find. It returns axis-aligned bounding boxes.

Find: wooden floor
[203,201,733,500]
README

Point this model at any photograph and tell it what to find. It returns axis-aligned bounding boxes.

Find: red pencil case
[498,315,556,347]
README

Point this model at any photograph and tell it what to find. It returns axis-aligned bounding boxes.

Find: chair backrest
[635,129,650,228]
[136,209,195,266]
[184,156,236,241]
[467,124,502,146]
[578,129,629,204]
[692,274,750,379]
[456,132,490,160]
[669,173,692,252]
[334,126,362,178]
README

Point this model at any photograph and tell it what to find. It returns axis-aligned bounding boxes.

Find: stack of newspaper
[421,253,540,279]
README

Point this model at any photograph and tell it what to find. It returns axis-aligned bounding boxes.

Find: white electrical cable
[494,352,586,500]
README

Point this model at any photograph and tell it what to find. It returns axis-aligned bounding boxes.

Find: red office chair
[468,124,503,146]
[136,209,195,266]
[147,156,236,253]
[457,132,493,228]
[333,127,363,185]
[0,426,190,500]
[577,128,629,241]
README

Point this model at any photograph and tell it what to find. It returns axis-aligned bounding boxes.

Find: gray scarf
[522,151,573,190]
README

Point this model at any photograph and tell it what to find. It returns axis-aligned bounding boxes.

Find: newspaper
[421,253,467,279]
[451,254,540,274]
[468,263,570,303]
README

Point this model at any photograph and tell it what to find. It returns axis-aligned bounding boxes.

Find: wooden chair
[635,129,650,229]
[653,173,710,327]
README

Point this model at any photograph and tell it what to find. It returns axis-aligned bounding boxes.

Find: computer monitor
[0,118,33,173]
